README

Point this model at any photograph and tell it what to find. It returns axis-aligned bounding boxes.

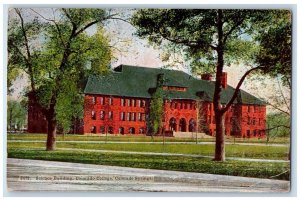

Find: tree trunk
[213,9,226,161]
[46,115,57,151]
[214,112,225,161]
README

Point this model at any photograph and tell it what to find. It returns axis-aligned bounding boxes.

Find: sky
[7,8,290,114]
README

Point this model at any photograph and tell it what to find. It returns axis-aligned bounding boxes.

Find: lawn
[7,148,290,180]
[8,141,290,160]
[7,133,290,181]
[7,133,290,144]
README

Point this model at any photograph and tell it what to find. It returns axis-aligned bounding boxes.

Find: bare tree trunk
[214,113,225,161]
[46,116,57,151]
[46,104,57,151]
[213,9,226,162]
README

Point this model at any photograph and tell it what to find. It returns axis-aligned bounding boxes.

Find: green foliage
[267,113,290,138]
[131,9,279,72]
[149,88,164,134]
[256,11,291,86]
[7,100,27,130]
[8,9,113,134]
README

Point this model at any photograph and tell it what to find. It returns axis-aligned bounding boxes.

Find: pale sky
[8,8,290,114]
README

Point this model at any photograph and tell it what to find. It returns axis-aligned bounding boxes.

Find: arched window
[179,118,187,132]
[189,119,196,132]
[91,111,96,120]
[139,127,145,134]
[108,127,113,134]
[169,117,177,131]
[119,127,124,135]
[100,126,105,134]
[129,127,135,134]
[91,126,96,133]
[100,111,105,120]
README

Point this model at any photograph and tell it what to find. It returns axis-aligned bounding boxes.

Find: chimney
[221,72,227,88]
[201,73,212,81]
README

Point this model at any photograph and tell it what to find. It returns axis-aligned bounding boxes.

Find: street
[6,158,290,192]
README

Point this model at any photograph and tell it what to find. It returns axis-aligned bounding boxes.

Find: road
[6,158,290,192]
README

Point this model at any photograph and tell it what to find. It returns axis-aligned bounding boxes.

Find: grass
[8,141,290,160]
[7,133,290,144]
[7,148,290,180]
[7,133,290,181]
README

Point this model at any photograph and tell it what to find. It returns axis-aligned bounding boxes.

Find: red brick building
[28,64,266,138]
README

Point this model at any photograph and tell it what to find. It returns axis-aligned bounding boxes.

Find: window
[100,97,104,105]
[132,99,136,107]
[108,127,113,134]
[175,102,178,109]
[207,116,211,124]
[258,118,261,126]
[141,113,146,121]
[253,118,256,125]
[127,99,131,107]
[129,127,135,134]
[127,112,131,121]
[247,117,251,125]
[100,111,105,120]
[247,130,250,137]
[139,128,145,134]
[92,96,96,104]
[141,100,145,107]
[121,98,125,106]
[248,106,251,113]
[138,113,141,121]
[109,97,113,105]
[131,112,136,121]
[100,126,105,134]
[120,112,125,121]
[109,111,113,120]
[91,126,96,133]
[137,100,141,107]
[253,130,257,137]
[92,111,96,120]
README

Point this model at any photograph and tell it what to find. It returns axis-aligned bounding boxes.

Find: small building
[28,64,266,138]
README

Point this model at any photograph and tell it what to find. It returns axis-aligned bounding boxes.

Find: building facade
[82,65,266,138]
[27,65,266,138]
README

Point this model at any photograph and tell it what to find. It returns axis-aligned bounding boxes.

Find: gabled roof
[84,65,266,105]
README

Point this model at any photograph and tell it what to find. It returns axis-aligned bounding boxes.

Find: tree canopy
[8,8,113,150]
[131,9,292,161]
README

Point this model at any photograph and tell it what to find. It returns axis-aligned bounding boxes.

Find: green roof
[84,65,266,105]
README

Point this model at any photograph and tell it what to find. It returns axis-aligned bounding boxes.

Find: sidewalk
[6,158,290,192]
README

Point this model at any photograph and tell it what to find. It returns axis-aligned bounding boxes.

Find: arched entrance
[108,127,114,134]
[189,119,196,132]
[169,117,177,131]
[119,127,124,135]
[179,118,187,132]
[129,127,135,134]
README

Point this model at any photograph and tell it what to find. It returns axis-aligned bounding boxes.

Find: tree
[8,8,114,150]
[149,87,164,135]
[131,9,290,161]
[7,99,27,131]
